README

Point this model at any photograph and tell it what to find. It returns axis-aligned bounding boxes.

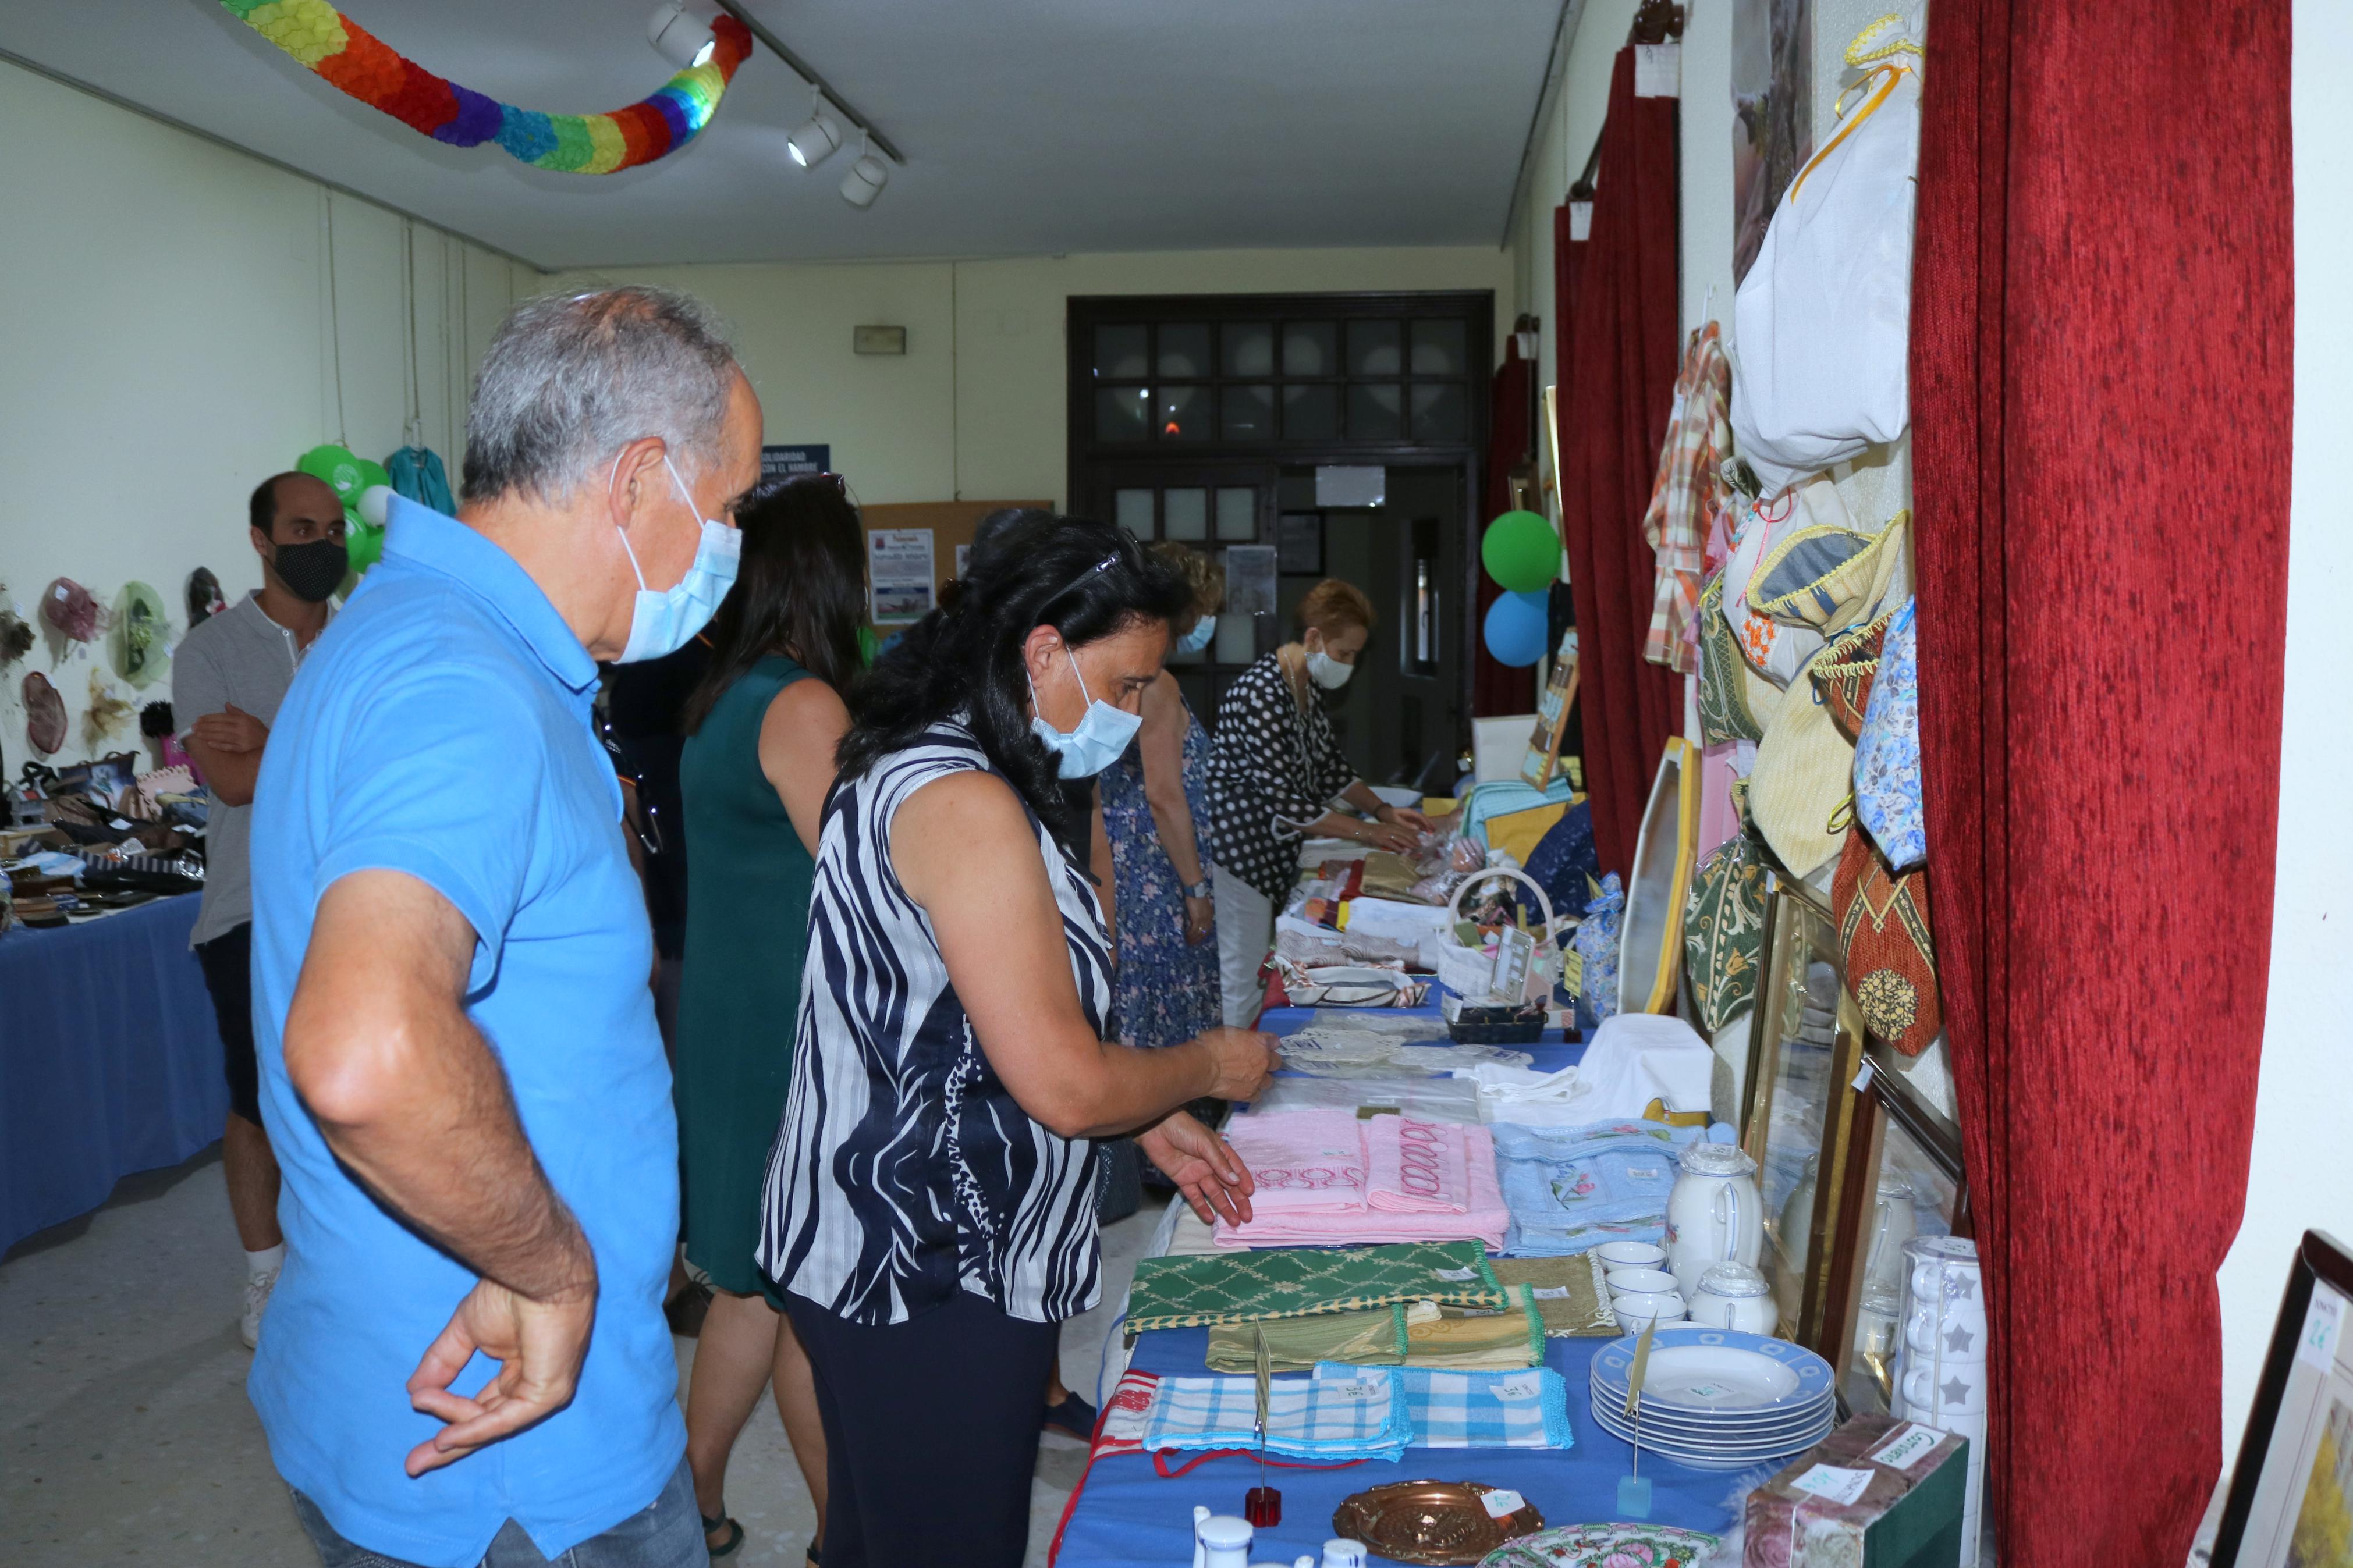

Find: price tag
[1479,1488,1527,1519]
[1431,1265,1479,1282]
[1490,1373,1541,1401]
[1529,1285,1571,1300]
[1788,1465,1874,1506]
[1865,1422,1947,1473]
[1634,42,1681,97]
[1325,1378,1382,1403]
[2297,1287,2345,1375]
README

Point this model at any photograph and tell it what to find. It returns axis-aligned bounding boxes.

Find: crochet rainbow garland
[219,1,753,174]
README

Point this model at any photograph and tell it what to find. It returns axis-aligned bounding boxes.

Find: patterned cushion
[1683,832,1769,1032]
[1832,829,1942,1056]
[1751,509,1912,632]
[1126,1239,1506,1332]
[1811,605,1899,742]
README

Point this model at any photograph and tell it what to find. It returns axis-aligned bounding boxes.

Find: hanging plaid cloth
[1639,323,1732,674]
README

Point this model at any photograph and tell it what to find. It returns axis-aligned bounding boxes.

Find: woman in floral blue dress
[1100,543,1224,1049]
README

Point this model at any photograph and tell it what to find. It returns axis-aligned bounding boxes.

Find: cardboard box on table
[1742,1413,1967,1568]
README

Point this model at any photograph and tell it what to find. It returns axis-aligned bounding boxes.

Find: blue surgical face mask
[1173,614,1216,655]
[1028,645,1142,778]
[613,454,740,664]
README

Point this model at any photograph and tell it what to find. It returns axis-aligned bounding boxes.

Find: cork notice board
[858,501,1052,630]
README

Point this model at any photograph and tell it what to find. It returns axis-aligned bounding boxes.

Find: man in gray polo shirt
[173,470,346,1347]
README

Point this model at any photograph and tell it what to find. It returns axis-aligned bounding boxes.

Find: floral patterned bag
[1832,829,1940,1055]
[1854,597,1925,870]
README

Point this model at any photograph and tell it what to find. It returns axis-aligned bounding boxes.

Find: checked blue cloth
[1316,1361,1574,1450]
[1139,1368,1412,1461]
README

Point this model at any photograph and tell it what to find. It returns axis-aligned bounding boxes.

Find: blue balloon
[1483,589,1551,667]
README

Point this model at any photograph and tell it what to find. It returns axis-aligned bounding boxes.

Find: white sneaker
[241,1265,279,1349]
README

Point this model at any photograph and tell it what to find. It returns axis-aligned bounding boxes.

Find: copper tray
[1331,1480,1546,1566]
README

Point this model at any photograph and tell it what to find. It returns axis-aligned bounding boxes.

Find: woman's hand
[1354,818,1422,854]
[1182,894,1215,945]
[1137,1111,1255,1228]
[1199,1026,1280,1102]
[1375,802,1435,837]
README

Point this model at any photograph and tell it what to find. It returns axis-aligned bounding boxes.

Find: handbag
[1854,598,1925,871]
[1832,830,1940,1056]
[1683,833,1768,1032]
[1811,605,1900,742]
[1746,647,1854,880]
[1729,18,1925,497]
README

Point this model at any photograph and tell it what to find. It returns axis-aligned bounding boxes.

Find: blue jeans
[289,1455,702,1568]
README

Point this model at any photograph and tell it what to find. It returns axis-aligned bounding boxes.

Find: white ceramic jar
[1665,1142,1764,1298]
[1688,1261,1778,1334]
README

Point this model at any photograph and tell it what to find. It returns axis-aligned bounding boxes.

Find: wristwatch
[1183,878,1214,900]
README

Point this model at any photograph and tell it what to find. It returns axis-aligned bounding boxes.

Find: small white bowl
[1612,1290,1687,1335]
[1606,1268,1679,1296]
[1592,1241,1669,1271]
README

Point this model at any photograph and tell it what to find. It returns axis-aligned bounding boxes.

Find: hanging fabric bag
[1729,19,1925,498]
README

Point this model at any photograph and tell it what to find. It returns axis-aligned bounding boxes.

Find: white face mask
[1028,645,1142,778]
[611,453,740,665]
[1305,645,1354,689]
[1173,614,1216,655]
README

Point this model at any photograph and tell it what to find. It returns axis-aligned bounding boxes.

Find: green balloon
[1481,509,1561,593]
[346,520,385,576]
[352,457,392,498]
[298,443,367,502]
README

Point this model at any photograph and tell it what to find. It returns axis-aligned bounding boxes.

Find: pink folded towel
[1365,1114,1472,1214]
[1215,1111,1509,1251]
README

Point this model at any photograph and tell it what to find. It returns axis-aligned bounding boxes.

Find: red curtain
[1556,47,1680,877]
[1474,344,1537,717]
[1911,2,2293,1559]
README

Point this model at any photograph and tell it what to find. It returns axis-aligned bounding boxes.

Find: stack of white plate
[1588,1326,1836,1471]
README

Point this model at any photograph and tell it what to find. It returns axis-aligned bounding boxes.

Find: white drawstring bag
[1730,18,1925,499]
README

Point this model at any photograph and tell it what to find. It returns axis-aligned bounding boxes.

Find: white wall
[2219,0,2353,1461]
[0,58,527,769]
[547,246,1518,509]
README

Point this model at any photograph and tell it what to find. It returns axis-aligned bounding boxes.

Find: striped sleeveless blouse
[758,718,1111,1325]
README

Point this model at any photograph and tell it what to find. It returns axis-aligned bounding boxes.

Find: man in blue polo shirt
[246,287,760,1568]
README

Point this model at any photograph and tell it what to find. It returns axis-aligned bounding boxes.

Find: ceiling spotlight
[787,103,844,168]
[647,2,715,70]
[840,148,889,208]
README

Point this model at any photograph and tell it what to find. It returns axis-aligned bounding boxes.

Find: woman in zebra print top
[757,515,1279,1568]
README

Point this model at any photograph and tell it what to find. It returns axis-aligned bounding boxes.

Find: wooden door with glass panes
[1068,293,1491,774]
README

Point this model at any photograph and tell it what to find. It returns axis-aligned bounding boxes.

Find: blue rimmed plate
[1590,1325,1835,1415]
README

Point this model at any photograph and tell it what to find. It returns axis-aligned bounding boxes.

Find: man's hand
[189,703,269,755]
[405,1271,597,1477]
[1199,1027,1279,1103]
[1137,1110,1256,1228]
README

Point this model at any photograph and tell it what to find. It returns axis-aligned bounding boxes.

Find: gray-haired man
[244,288,761,1567]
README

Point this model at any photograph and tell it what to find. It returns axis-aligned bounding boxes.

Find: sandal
[700,1511,744,1560]
[1042,1389,1099,1442]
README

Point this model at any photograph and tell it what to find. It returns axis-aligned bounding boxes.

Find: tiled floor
[1,1147,1158,1568]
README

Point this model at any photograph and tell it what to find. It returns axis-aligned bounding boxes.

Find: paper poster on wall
[868,528,935,624]
[761,443,830,481]
[1731,0,1813,283]
[956,543,970,577]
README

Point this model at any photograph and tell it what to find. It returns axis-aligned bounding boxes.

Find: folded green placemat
[1127,1239,1506,1332]
[1490,1253,1620,1336]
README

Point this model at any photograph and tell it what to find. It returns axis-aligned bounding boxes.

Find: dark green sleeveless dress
[676,653,816,1300]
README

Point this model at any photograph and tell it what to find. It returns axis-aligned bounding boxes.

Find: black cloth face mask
[272,538,348,603]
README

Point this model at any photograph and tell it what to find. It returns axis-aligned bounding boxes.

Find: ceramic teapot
[1689,1261,1778,1334]
[1664,1142,1764,1298]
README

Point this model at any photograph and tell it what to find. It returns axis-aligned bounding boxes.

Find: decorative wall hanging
[22,672,66,755]
[219,2,753,175]
[111,583,172,690]
[0,589,33,665]
[186,568,226,626]
[41,579,104,642]
[85,671,137,749]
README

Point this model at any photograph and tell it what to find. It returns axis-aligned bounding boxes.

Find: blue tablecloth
[0,893,228,1253]
[1052,1005,1738,1566]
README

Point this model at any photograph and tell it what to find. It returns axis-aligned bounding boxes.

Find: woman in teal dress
[675,474,865,1562]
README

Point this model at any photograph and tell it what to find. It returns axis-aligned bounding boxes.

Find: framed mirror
[1740,875,1868,1352]
[1821,1044,1969,1416]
